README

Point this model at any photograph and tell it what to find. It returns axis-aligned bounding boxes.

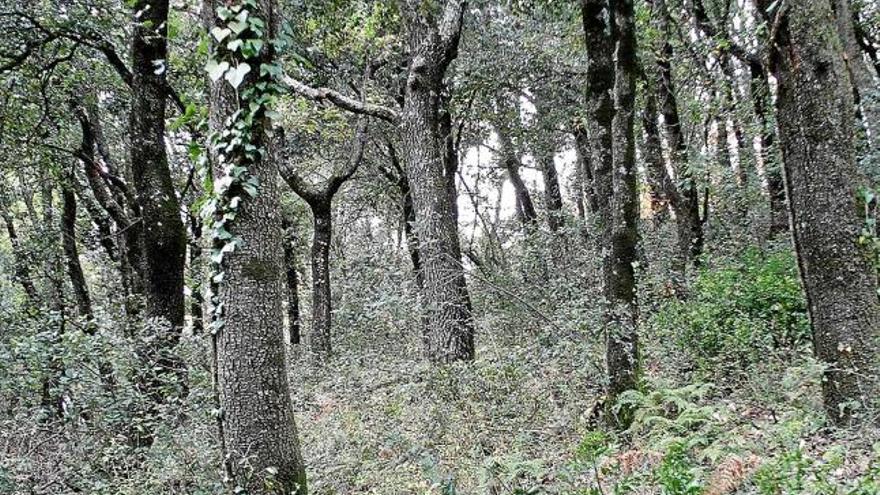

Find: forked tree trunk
[205,0,307,491]
[762,0,880,425]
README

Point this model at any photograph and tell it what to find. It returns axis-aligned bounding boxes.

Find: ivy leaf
[211,26,232,42]
[229,11,250,35]
[224,63,251,89]
[227,39,243,52]
[206,59,230,82]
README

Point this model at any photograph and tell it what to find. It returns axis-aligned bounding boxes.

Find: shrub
[651,248,810,371]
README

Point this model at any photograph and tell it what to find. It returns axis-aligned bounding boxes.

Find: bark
[642,89,673,222]
[188,214,205,335]
[655,0,703,266]
[378,141,424,288]
[748,60,788,235]
[1,211,38,303]
[309,203,332,355]
[127,0,189,425]
[399,0,475,363]
[283,222,301,345]
[206,0,307,491]
[573,126,598,216]
[852,7,880,78]
[493,109,538,227]
[833,0,880,150]
[761,0,880,424]
[582,0,641,427]
[60,186,92,320]
[129,0,187,333]
[533,95,564,232]
[280,121,366,357]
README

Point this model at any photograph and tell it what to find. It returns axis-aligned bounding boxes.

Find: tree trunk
[1,211,38,303]
[400,175,424,289]
[649,0,703,266]
[748,60,788,235]
[188,214,205,334]
[607,0,640,427]
[61,186,93,320]
[400,0,474,363]
[533,95,564,232]
[309,203,332,356]
[496,128,538,227]
[205,0,307,491]
[642,89,673,223]
[582,0,641,427]
[128,0,188,405]
[763,0,880,425]
[284,223,301,345]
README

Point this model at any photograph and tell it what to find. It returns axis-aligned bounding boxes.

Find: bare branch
[281,75,400,123]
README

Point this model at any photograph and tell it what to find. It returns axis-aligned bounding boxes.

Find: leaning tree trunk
[764,0,880,425]
[648,0,703,267]
[128,0,188,407]
[205,0,307,491]
[748,60,788,235]
[61,185,93,320]
[309,202,332,355]
[533,94,564,232]
[400,0,474,363]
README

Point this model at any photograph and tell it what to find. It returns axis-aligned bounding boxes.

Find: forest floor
[287,319,880,494]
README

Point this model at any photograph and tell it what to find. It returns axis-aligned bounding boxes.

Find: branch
[281,75,399,123]
[328,117,368,193]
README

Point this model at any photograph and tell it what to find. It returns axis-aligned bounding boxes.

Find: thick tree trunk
[309,204,332,356]
[763,0,880,425]
[130,0,187,328]
[582,0,641,427]
[607,0,640,426]
[205,0,307,491]
[400,0,474,363]
[61,186,92,320]
[128,0,188,408]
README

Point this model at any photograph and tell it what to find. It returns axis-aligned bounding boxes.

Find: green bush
[651,248,810,370]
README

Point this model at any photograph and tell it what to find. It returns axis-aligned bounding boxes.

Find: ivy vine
[199,0,291,334]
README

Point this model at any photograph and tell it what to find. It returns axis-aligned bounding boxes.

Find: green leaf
[211,26,232,42]
[205,59,230,82]
[227,39,243,52]
[224,63,251,89]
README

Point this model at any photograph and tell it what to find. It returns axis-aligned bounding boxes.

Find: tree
[646,0,704,267]
[284,0,475,362]
[398,0,475,363]
[128,0,187,336]
[281,119,367,356]
[582,0,641,426]
[204,0,307,491]
[760,0,880,424]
